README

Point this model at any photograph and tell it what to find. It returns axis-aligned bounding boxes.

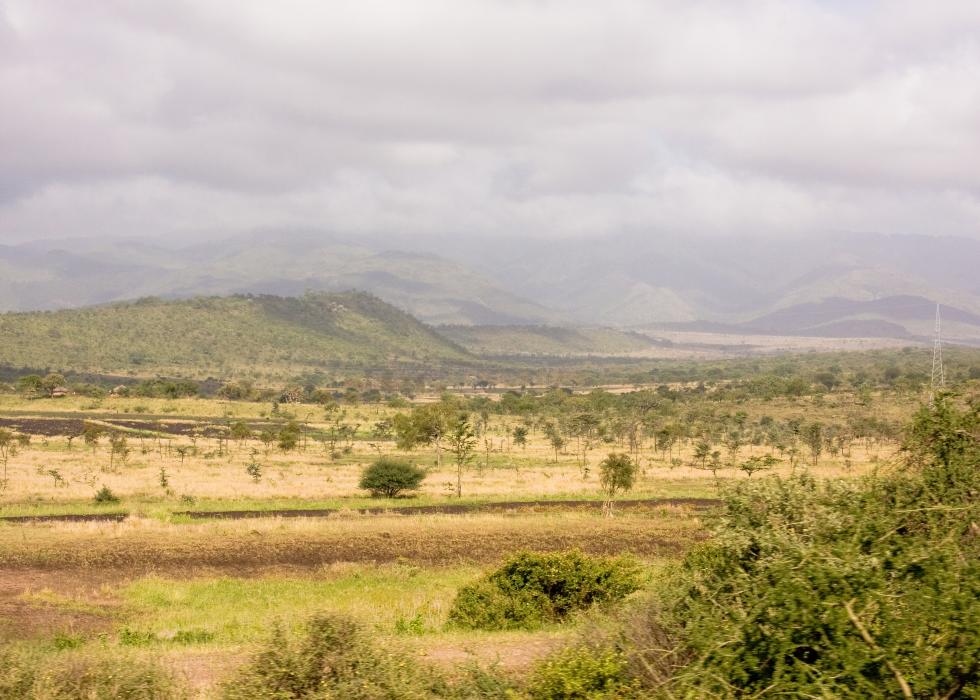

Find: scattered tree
[358,457,426,498]
[446,413,477,498]
[599,452,639,515]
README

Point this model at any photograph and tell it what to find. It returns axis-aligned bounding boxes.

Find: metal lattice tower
[931,303,945,391]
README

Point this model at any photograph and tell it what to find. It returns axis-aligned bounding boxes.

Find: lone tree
[359,457,426,498]
[512,425,529,449]
[802,422,823,466]
[599,452,639,516]
[393,400,456,466]
[0,429,13,490]
[739,454,780,478]
[446,413,477,498]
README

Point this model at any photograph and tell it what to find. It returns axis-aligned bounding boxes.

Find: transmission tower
[931,303,945,391]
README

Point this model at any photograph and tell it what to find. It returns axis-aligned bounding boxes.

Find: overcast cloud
[1,0,979,243]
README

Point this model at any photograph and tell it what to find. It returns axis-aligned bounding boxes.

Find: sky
[1,0,979,244]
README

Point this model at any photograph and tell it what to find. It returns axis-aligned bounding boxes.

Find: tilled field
[0,511,703,571]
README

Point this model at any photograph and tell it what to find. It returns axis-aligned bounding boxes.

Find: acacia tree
[739,454,780,478]
[599,452,638,516]
[446,413,476,498]
[802,422,823,466]
[542,422,566,463]
[723,431,744,465]
[654,427,677,462]
[230,421,253,447]
[393,401,456,466]
[0,429,13,490]
[512,425,529,449]
[693,440,712,468]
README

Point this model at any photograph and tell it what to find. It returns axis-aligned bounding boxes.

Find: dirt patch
[176,497,719,520]
[0,512,129,524]
[0,518,703,572]
[0,569,122,641]
[418,634,568,673]
[0,416,89,436]
[0,416,279,438]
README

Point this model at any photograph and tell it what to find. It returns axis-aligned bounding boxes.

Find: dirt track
[0,497,718,523]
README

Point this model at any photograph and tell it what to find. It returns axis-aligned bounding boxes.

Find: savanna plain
[0,346,978,698]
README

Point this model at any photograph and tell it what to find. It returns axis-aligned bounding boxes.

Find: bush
[447,550,642,631]
[622,393,980,698]
[0,646,186,699]
[359,457,426,498]
[221,613,448,700]
[93,485,120,504]
[526,646,639,700]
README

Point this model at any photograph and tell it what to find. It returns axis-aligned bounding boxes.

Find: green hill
[0,292,476,381]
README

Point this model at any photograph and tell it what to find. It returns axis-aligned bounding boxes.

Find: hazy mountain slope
[0,292,475,380]
[653,295,980,344]
[2,232,979,332]
[434,232,980,326]
[0,236,557,326]
[437,325,657,356]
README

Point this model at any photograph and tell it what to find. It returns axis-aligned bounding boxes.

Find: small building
[50,386,70,398]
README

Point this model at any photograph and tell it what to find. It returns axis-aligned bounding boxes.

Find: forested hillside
[0,292,475,381]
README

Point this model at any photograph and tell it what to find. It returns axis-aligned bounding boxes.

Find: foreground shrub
[222,613,449,699]
[359,457,426,498]
[0,646,186,699]
[448,550,642,631]
[526,646,639,700]
[621,393,980,698]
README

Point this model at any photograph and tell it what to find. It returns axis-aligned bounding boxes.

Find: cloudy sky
[1,0,979,244]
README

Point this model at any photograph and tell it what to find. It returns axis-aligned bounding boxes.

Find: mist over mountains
[2,231,979,343]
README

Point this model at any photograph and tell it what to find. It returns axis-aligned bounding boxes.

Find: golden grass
[0,396,898,510]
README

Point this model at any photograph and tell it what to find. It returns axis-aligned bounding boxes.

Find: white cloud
[1,0,979,242]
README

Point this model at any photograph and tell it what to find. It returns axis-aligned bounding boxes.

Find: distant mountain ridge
[1,231,978,340]
[651,295,980,345]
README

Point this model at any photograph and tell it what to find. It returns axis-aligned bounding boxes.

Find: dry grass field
[0,389,914,696]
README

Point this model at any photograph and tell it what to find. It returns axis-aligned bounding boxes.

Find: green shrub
[359,457,426,498]
[527,646,638,700]
[93,485,119,504]
[0,646,186,699]
[635,393,980,698]
[448,550,642,631]
[221,613,448,700]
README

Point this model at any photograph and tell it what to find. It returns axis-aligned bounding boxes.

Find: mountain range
[1,231,978,343]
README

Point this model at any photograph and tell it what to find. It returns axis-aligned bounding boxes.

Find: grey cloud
[1,0,979,242]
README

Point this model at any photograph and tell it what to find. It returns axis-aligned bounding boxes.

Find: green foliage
[221,613,448,700]
[0,646,186,699]
[448,550,643,631]
[446,413,477,498]
[93,485,120,504]
[638,393,980,698]
[0,292,471,381]
[597,454,637,502]
[230,420,253,441]
[277,420,302,451]
[393,400,459,452]
[246,458,263,483]
[359,457,427,498]
[527,646,639,700]
[512,425,529,447]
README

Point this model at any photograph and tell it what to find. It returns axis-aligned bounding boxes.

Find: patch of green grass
[118,565,480,645]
